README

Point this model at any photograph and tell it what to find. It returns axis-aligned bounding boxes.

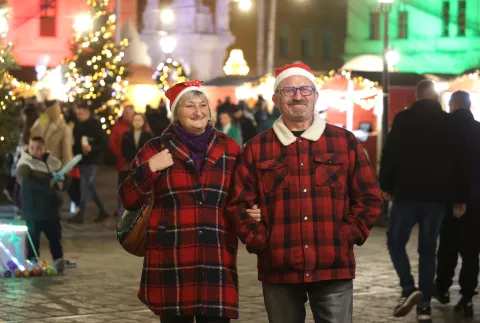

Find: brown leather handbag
[116,195,155,257]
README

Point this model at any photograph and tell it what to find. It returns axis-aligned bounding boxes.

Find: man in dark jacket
[435,90,480,317]
[69,105,110,224]
[379,80,467,321]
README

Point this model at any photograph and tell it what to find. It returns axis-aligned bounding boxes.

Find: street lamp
[386,49,400,67]
[160,9,175,25]
[160,35,177,54]
[236,0,253,12]
[378,0,394,225]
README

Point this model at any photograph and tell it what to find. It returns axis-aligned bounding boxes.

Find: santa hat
[165,80,204,115]
[273,62,316,91]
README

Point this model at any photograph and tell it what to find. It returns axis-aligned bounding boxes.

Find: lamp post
[378,0,394,225]
[379,0,394,148]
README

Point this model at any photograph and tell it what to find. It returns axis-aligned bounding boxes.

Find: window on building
[40,0,57,37]
[279,26,289,58]
[458,0,466,36]
[322,30,332,61]
[301,28,313,59]
[369,11,380,40]
[442,1,450,37]
[398,11,408,39]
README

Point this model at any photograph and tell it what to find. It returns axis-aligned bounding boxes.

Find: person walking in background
[379,80,467,322]
[227,62,382,323]
[119,113,154,214]
[109,104,135,217]
[30,99,73,167]
[218,111,242,146]
[435,90,480,318]
[233,103,256,143]
[145,101,170,137]
[69,105,110,224]
[120,81,261,323]
[16,136,66,273]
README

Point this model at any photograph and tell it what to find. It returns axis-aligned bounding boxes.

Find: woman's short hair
[170,90,213,125]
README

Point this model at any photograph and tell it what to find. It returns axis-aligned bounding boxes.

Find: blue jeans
[387,199,445,308]
[79,165,106,215]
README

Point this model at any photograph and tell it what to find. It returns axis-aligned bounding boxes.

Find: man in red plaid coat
[227,62,382,323]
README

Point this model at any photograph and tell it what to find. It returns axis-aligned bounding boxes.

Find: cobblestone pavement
[1,167,479,323]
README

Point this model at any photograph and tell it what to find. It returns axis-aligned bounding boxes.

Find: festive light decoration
[153,58,187,92]
[64,0,129,132]
[0,42,26,154]
[223,49,250,76]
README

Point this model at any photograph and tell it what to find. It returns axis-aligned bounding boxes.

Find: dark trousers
[26,220,63,261]
[160,316,230,323]
[387,199,445,308]
[68,177,81,206]
[436,202,480,298]
[262,280,353,323]
[79,165,106,215]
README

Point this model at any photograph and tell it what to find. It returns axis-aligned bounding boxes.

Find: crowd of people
[2,60,480,323]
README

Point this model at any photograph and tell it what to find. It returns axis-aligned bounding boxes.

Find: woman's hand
[247,204,262,222]
[148,149,174,172]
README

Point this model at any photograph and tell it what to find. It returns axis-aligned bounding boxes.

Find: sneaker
[393,288,423,317]
[54,258,65,274]
[93,212,110,223]
[65,259,77,269]
[68,213,84,224]
[454,296,473,318]
[434,287,450,304]
[416,307,432,322]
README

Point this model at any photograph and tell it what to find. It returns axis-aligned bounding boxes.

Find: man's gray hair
[416,80,438,101]
[450,90,471,111]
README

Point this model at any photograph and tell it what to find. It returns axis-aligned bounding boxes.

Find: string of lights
[63,0,129,133]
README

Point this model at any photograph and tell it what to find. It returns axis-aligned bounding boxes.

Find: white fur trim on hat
[169,86,204,115]
[274,67,316,91]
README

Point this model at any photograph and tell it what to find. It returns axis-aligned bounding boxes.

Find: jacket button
[327,160,332,164]
[197,201,202,205]
[198,231,203,235]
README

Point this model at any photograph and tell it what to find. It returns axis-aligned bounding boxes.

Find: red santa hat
[165,80,204,115]
[273,62,316,91]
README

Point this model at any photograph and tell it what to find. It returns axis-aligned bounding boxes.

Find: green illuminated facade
[344,0,480,74]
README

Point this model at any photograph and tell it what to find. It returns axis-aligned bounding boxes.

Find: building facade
[228,0,348,75]
[5,0,137,69]
[344,0,480,74]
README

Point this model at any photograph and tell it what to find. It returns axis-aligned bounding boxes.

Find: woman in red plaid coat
[119,81,259,323]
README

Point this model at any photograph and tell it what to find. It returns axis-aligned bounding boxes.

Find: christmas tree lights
[64,0,129,132]
[0,42,23,154]
[153,58,187,92]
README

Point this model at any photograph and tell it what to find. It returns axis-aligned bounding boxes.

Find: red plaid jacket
[119,125,241,319]
[227,113,382,284]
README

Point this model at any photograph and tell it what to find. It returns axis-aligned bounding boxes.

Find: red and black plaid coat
[119,125,241,319]
[227,113,382,284]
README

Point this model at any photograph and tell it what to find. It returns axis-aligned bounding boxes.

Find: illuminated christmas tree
[0,42,22,154]
[64,0,129,134]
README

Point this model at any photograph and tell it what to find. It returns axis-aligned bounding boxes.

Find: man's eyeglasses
[276,86,316,97]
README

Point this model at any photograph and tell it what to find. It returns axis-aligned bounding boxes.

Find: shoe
[434,287,450,304]
[393,288,423,317]
[65,259,77,269]
[416,307,432,322]
[93,212,110,223]
[454,296,473,318]
[68,213,84,224]
[54,258,65,274]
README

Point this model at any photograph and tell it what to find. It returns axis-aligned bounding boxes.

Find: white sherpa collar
[272,112,326,146]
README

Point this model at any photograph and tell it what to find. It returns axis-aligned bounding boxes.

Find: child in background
[16,137,66,273]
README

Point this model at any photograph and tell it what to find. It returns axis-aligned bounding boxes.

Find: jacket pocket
[258,159,289,193]
[314,154,347,189]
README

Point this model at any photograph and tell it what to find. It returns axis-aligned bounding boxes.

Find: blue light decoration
[0,223,57,278]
